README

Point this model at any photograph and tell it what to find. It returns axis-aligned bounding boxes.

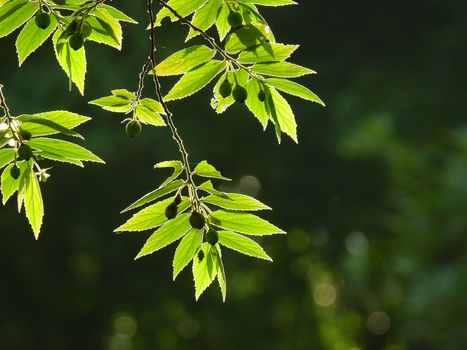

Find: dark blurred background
[1,1,467,349]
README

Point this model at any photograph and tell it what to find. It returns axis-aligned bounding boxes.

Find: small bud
[227,12,243,28]
[17,144,32,161]
[189,211,205,229]
[219,79,232,98]
[125,120,142,138]
[10,165,20,180]
[35,12,51,30]
[165,203,178,220]
[233,86,248,103]
[69,32,84,50]
[206,229,219,246]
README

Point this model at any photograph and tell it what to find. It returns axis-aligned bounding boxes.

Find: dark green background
[1,1,467,349]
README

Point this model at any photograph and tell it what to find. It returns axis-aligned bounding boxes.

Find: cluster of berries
[164,195,219,262]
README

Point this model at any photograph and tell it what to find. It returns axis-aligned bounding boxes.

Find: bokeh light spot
[313,283,337,307]
[345,231,369,256]
[114,314,138,338]
[367,311,390,335]
[237,175,261,196]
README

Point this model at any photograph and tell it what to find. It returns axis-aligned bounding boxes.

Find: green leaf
[266,78,325,105]
[100,4,138,24]
[252,61,315,77]
[87,8,122,49]
[1,161,27,204]
[89,94,133,113]
[193,242,219,300]
[214,244,226,301]
[193,160,230,181]
[242,0,297,6]
[153,45,215,76]
[267,87,297,143]
[34,150,84,167]
[136,213,192,259]
[218,230,272,261]
[16,15,58,65]
[17,115,83,138]
[17,111,90,137]
[198,180,229,198]
[135,98,166,126]
[0,148,15,170]
[245,79,269,129]
[154,160,184,186]
[203,193,271,211]
[112,89,136,99]
[238,43,298,64]
[225,22,271,54]
[164,60,226,101]
[193,0,223,35]
[27,137,104,164]
[215,3,230,41]
[53,28,87,95]
[186,0,222,41]
[122,179,184,213]
[115,197,190,232]
[209,210,285,235]
[173,228,203,280]
[155,0,208,26]
[24,165,43,239]
[0,0,38,38]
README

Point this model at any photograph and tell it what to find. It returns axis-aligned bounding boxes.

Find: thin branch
[145,0,201,211]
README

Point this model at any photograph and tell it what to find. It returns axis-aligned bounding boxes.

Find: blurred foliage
[1,1,467,349]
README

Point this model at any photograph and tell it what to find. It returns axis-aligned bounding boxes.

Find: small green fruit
[197,250,205,262]
[174,194,182,205]
[35,12,51,30]
[227,11,243,28]
[64,20,78,37]
[69,32,84,50]
[19,128,32,141]
[81,21,92,38]
[189,211,205,229]
[219,80,232,98]
[206,229,219,246]
[233,85,248,103]
[165,203,178,220]
[125,120,142,138]
[10,165,20,180]
[258,90,266,102]
[17,144,32,161]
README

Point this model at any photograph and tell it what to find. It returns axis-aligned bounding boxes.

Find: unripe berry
[125,120,142,138]
[81,21,93,38]
[219,79,232,98]
[258,90,266,102]
[173,194,182,205]
[205,229,219,246]
[165,203,178,220]
[69,32,84,50]
[17,144,32,161]
[10,165,20,180]
[65,20,78,37]
[19,128,32,141]
[227,11,243,28]
[35,12,51,30]
[233,85,248,103]
[189,211,205,229]
[197,250,205,262]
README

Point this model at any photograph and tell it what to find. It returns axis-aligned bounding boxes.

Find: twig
[145,0,201,211]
